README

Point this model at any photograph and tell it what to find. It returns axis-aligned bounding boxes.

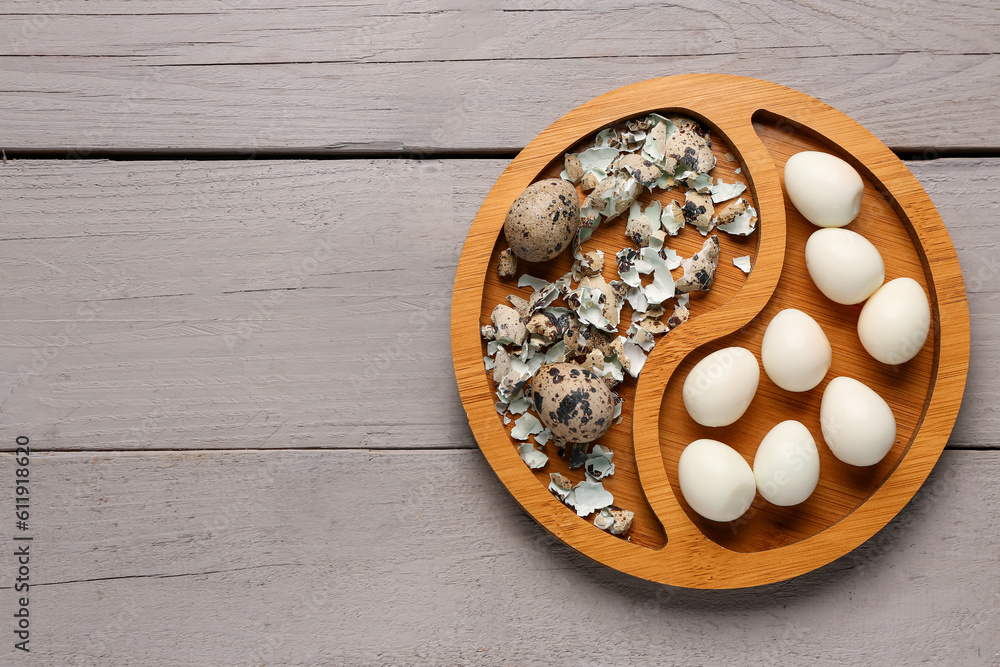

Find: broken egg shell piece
[579,275,620,327]
[579,171,601,192]
[612,153,662,190]
[504,178,582,263]
[480,324,496,341]
[661,200,686,236]
[733,255,752,274]
[491,304,527,345]
[497,248,518,278]
[492,346,511,384]
[526,308,578,345]
[548,472,574,501]
[565,479,615,517]
[518,443,548,470]
[562,153,584,184]
[675,235,720,294]
[532,362,616,444]
[506,293,530,319]
[594,505,634,536]
[683,190,715,236]
[572,249,605,281]
[663,116,715,175]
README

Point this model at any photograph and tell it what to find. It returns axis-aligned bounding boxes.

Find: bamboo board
[451,74,969,588]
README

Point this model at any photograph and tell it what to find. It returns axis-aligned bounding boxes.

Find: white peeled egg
[678,439,756,522]
[857,277,930,365]
[761,309,832,392]
[784,151,865,227]
[805,228,885,305]
[752,421,820,506]
[682,347,760,427]
[820,377,897,466]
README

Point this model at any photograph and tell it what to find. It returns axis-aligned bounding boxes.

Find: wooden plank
[0,1,998,150]
[0,158,995,451]
[0,448,996,664]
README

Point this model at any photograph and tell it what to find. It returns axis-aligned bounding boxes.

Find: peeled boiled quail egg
[784,151,865,227]
[805,228,885,305]
[504,179,581,262]
[752,421,820,506]
[682,347,759,427]
[761,309,832,392]
[820,377,897,466]
[531,362,614,444]
[857,277,930,365]
[678,439,756,522]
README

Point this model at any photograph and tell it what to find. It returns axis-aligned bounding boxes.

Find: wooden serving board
[450,74,969,589]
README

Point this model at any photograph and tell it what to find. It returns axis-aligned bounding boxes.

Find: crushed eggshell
[613,153,662,190]
[526,308,577,345]
[594,506,634,536]
[548,473,574,501]
[733,255,752,274]
[667,293,691,329]
[660,200,686,236]
[710,178,747,204]
[683,190,715,236]
[497,248,518,278]
[716,202,758,236]
[565,480,615,517]
[675,235,720,293]
[572,249,605,280]
[518,443,549,469]
[492,304,527,345]
[562,153,584,184]
[480,324,496,341]
[510,413,544,440]
[585,444,615,482]
[662,116,715,177]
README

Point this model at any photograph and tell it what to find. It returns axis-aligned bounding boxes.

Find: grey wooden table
[1,2,998,665]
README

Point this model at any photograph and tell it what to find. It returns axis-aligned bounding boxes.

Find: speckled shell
[531,362,615,444]
[504,179,581,263]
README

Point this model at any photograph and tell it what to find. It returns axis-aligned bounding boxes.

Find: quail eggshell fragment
[752,421,820,506]
[784,151,865,228]
[678,439,756,522]
[761,309,832,392]
[805,228,885,305]
[491,304,526,346]
[504,178,581,262]
[531,362,615,444]
[682,346,760,427]
[857,277,931,365]
[820,377,897,466]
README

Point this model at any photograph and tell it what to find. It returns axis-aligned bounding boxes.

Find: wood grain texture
[0,157,995,452]
[452,74,968,587]
[0,448,996,666]
[0,0,998,150]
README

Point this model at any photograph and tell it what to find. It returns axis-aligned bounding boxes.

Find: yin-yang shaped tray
[450,74,969,588]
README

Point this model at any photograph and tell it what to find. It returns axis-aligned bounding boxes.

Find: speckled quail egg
[531,362,615,444]
[504,179,581,262]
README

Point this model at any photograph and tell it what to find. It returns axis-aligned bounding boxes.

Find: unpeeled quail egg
[784,151,865,227]
[678,439,756,522]
[753,421,820,506]
[857,277,930,365]
[682,347,759,427]
[531,362,614,444]
[820,377,897,466]
[761,309,832,392]
[805,228,885,305]
[504,179,581,262]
